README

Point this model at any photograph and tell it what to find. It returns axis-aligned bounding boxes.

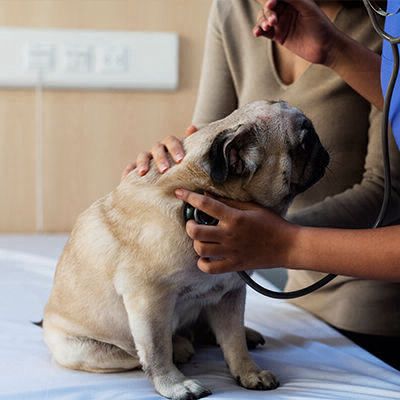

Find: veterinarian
[125,0,400,369]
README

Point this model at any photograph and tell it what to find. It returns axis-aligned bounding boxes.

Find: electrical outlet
[96,46,130,73]
[62,45,93,73]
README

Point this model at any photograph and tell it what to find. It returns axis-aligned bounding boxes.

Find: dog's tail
[32,320,43,328]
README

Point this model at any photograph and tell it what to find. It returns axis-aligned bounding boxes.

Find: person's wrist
[283,223,304,269]
[323,27,350,71]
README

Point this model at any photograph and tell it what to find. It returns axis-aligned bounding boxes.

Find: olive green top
[192,0,400,336]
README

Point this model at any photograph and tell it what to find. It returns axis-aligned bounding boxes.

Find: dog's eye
[299,134,314,153]
[298,119,316,153]
[297,140,307,153]
[301,119,312,131]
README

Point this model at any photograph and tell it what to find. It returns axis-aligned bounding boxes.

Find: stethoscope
[184,1,400,300]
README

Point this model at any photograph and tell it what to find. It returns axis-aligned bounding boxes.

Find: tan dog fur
[42,100,328,400]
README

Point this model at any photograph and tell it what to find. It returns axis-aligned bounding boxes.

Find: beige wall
[0,0,212,232]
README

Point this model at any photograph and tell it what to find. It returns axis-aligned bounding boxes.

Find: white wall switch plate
[0,28,179,90]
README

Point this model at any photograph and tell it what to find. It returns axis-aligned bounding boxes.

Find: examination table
[1,235,399,400]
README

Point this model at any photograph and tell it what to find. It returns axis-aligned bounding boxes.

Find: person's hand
[121,125,198,180]
[253,0,341,67]
[174,189,299,274]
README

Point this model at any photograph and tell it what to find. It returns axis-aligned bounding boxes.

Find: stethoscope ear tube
[238,3,400,299]
[364,0,400,19]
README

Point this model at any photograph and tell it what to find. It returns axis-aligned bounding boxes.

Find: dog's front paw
[173,335,195,364]
[157,378,211,400]
[236,370,279,390]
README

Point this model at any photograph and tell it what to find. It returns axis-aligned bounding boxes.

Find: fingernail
[175,153,184,162]
[160,164,168,173]
[138,168,146,175]
[175,189,184,198]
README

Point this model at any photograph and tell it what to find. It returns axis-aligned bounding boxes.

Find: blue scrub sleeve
[380,0,400,149]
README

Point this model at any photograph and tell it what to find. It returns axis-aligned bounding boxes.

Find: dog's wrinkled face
[186,100,329,213]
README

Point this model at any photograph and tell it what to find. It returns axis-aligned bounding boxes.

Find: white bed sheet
[0,235,399,400]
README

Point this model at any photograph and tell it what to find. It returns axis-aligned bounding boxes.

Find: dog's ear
[208,124,262,184]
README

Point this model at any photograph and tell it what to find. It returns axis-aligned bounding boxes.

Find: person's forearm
[329,30,384,110]
[288,225,400,281]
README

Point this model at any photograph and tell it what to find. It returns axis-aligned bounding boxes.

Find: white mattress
[1,235,399,400]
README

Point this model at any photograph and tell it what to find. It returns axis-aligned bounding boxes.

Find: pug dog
[42,100,329,400]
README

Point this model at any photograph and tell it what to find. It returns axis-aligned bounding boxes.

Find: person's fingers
[259,8,277,30]
[256,0,291,44]
[175,190,233,221]
[253,25,262,37]
[121,162,137,179]
[184,125,198,137]
[264,0,278,11]
[253,13,265,37]
[193,241,225,258]
[135,152,152,176]
[265,11,278,28]
[186,220,224,243]
[151,142,170,173]
[254,8,276,38]
[162,135,185,163]
[254,24,275,39]
[215,197,262,211]
[197,257,235,274]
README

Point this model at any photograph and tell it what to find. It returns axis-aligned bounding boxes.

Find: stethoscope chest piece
[183,203,219,226]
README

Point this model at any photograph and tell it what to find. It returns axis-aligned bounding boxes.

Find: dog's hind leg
[44,328,140,373]
[172,334,195,364]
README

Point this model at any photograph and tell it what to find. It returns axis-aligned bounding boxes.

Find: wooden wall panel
[0,91,36,231]
[0,0,212,232]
